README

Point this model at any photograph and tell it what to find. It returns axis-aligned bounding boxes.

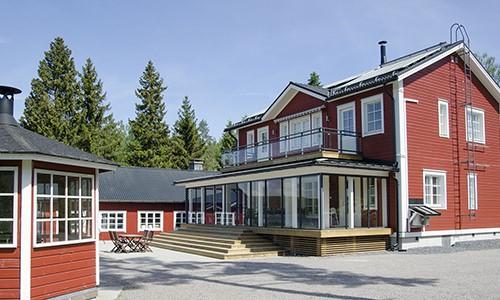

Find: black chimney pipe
[0,85,22,126]
[379,40,387,65]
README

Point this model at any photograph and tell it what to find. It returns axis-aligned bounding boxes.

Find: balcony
[221,127,362,168]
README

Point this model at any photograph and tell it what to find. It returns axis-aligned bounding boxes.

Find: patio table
[119,234,144,252]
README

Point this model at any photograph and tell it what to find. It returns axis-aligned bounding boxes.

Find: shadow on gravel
[100,255,438,300]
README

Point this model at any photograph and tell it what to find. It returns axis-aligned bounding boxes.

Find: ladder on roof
[449,24,477,229]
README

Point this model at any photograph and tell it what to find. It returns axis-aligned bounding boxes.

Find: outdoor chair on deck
[109,231,128,253]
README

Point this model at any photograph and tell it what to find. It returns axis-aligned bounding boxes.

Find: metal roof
[99,166,218,203]
[0,124,117,166]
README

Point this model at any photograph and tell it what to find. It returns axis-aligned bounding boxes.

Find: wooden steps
[151,225,284,259]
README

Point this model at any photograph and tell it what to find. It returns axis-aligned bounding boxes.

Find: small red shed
[0,86,117,300]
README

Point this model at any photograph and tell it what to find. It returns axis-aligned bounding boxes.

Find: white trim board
[0,153,117,171]
[20,160,32,300]
[400,227,500,238]
[0,167,18,249]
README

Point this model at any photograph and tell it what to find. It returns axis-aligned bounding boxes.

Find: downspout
[383,81,401,251]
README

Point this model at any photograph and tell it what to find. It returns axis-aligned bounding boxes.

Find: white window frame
[0,167,18,248]
[467,173,478,210]
[279,121,289,153]
[465,106,485,144]
[99,211,126,232]
[33,169,95,248]
[137,211,163,232]
[311,112,322,147]
[362,178,378,210]
[361,94,384,137]
[257,126,269,160]
[423,170,447,210]
[438,99,449,138]
[289,115,311,150]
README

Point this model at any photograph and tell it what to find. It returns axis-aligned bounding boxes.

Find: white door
[337,103,357,153]
[257,127,269,160]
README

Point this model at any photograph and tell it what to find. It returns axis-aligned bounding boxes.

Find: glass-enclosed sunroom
[176,159,395,255]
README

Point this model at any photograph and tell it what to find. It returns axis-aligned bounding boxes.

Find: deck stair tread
[152,225,284,259]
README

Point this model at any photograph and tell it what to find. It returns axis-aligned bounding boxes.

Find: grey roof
[0,124,117,166]
[225,41,465,132]
[99,167,218,203]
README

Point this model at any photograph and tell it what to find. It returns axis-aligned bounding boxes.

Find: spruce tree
[127,61,170,168]
[79,58,125,162]
[220,120,237,152]
[170,96,206,169]
[197,119,221,171]
[307,71,322,87]
[21,37,81,145]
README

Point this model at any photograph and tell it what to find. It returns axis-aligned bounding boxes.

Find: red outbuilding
[0,86,117,299]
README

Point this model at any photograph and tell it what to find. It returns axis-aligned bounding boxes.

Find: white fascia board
[0,153,118,171]
[261,84,326,122]
[95,168,100,286]
[397,43,463,81]
[401,227,500,238]
[180,165,389,188]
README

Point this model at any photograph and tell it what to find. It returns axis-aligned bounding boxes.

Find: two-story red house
[175,36,499,254]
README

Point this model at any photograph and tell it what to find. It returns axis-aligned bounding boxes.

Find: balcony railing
[221,127,362,168]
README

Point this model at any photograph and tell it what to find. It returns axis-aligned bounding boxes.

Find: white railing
[215,212,235,226]
[174,211,187,230]
[188,212,205,224]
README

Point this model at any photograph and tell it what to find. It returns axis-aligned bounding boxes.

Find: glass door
[257,127,269,160]
[337,103,357,153]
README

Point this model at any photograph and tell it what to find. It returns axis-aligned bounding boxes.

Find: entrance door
[337,102,357,153]
[257,126,269,160]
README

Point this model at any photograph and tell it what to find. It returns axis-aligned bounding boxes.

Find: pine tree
[78,58,125,161]
[477,53,500,84]
[170,96,206,169]
[127,61,171,168]
[197,119,221,171]
[307,71,322,87]
[21,37,81,145]
[220,121,237,152]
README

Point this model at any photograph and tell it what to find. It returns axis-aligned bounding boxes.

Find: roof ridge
[117,165,218,173]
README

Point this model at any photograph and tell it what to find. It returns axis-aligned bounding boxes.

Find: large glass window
[100,211,126,231]
[204,187,215,224]
[423,171,447,209]
[266,179,282,227]
[35,171,94,246]
[283,177,299,228]
[138,211,163,231]
[0,169,16,247]
[299,175,319,229]
[466,107,485,144]
[237,182,251,226]
[362,94,384,136]
[251,181,265,226]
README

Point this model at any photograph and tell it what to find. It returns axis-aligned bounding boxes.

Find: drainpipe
[383,82,401,251]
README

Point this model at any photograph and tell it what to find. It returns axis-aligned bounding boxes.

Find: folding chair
[109,231,128,253]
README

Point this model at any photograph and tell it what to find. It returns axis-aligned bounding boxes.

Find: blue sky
[1,0,499,138]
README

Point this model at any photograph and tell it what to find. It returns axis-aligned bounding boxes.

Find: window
[279,121,288,153]
[34,170,94,246]
[438,100,449,138]
[246,130,255,158]
[311,112,322,146]
[289,115,311,150]
[138,211,163,231]
[0,168,17,248]
[466,107,485,144]
[423,171,447,209]
[468,173,478,210]
[363,178,377,209]
[100,211,126,231]
[362,94,384,136]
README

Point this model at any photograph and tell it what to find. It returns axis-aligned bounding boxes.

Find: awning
[409,205,441,217]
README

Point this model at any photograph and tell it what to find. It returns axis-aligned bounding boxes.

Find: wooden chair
[109,231,128,253]
[136,230,154,252]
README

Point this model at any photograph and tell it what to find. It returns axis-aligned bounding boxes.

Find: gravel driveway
[98,240,500,300]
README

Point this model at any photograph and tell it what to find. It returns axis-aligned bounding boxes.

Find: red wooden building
[175,37,499,253]
[98,166,216,240]
[0,86,117,299]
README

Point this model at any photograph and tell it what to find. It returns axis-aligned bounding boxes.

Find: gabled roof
[225,41,499,132]
[99,166,218,203]
[0,123,117,167]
